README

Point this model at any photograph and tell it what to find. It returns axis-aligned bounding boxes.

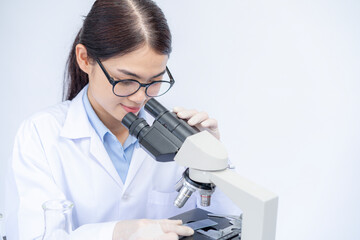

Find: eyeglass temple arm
[166,66,175,83]
[95,58,115,84]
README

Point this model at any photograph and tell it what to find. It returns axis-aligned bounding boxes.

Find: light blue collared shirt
[82,86,141,183]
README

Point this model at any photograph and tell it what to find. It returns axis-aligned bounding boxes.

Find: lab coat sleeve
[6,119,116,240]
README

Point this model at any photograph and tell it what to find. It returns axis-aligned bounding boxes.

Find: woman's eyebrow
[117,69,166,79]
[151,70,166,79]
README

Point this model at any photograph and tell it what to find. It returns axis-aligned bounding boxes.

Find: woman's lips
[121,104,140,113]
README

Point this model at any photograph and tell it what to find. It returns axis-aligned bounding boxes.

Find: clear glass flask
[34,199,74,240]
[0,213,5,240]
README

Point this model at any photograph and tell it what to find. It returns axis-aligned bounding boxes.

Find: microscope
[122,99,278,240]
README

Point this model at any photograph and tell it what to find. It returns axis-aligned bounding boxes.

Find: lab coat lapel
[60,87,123,188]
[123,144,147,190]
[123,111,155,190]
[89,129,123,188]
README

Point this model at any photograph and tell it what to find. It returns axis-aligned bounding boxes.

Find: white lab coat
[5,87,240,240]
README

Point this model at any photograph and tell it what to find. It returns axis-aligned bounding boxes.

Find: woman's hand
[113,219,194,240]
[173,107,221,140]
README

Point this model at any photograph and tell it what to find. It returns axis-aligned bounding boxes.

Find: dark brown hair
[63,0,172,100]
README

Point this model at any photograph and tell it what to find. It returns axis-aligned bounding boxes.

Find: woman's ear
[75,43,92,74]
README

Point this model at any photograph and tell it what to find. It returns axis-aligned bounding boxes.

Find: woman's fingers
[173,107,221,139]
[113,219,193,240]
[157,219,183,225]
[200,118,218,130]
[173,107,210,126]
[160,221,194,236]
[157,232,179,240]
[172,106,184,113]
[187,112,209,126]
[173,108,199,120]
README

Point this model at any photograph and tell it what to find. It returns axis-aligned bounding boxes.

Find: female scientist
[6,0,238,239]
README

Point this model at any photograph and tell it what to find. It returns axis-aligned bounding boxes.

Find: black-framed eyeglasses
[95,58,175,97]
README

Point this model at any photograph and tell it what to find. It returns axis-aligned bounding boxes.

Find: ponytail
[63,29,89,101]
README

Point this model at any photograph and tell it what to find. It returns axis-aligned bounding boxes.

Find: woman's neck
[87,92,129,145]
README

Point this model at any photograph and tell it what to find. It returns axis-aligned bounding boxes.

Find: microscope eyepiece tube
[145,98,199,142]
[122,112,150,139]
[145,98,168,118]
[122,112,137,130]
[122,111,182,162]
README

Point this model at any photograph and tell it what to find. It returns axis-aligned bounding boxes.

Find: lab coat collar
[60,87,124,187]
[59,86,150,190]
[60,87,91,139]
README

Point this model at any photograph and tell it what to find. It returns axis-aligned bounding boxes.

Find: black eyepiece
[144,98,199,142]
[121,99,200,162]
[145,98,168,118]
[122,112,137,130]
[122,112,150,139]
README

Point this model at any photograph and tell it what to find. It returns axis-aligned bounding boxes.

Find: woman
[6,0,238,239]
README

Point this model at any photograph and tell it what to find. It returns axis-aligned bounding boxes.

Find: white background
[1,0,359,239]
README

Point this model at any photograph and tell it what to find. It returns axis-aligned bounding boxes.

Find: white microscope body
[175,131,278,240]
[122,98,278,240]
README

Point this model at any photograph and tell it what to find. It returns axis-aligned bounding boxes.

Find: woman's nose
[128,87,148,104]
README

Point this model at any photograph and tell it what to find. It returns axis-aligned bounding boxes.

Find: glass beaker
[0,213,4,240]
[35,199,74,240]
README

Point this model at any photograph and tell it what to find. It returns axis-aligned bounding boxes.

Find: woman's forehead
[104,46,168,75]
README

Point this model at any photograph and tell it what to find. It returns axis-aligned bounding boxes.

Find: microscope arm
[209,170,278,240]
[174,131,278,240]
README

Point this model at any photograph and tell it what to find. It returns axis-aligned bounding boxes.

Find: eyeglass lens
[113,80,172,97]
